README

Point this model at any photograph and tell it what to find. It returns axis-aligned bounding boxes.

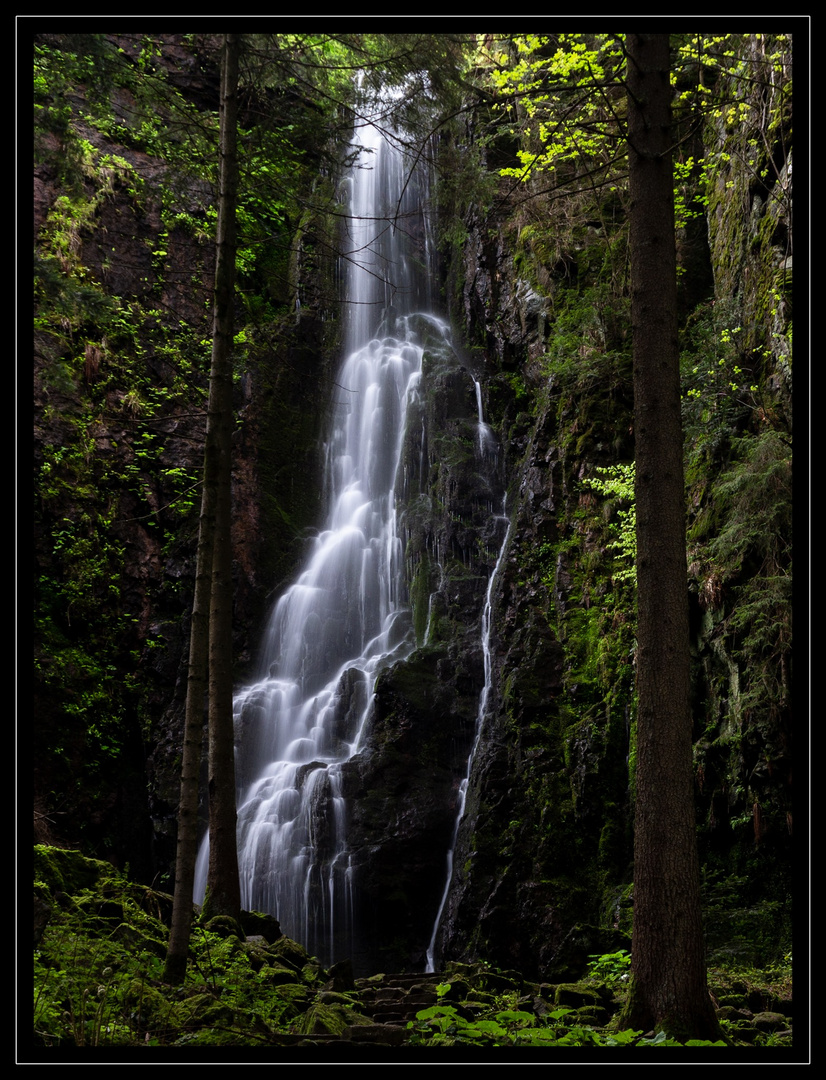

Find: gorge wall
[430,36,793,975]
[32,34,793,979]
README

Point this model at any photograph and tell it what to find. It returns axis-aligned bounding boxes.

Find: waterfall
[425,496,510,972]
[194,107,446,966]
[474,379,496,459]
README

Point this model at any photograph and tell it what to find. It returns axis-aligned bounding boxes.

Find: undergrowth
[32,840,792,1050]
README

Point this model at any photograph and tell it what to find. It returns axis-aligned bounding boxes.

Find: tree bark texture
[162,452,214,983]
[162,35,242,982]
[203,33,242,921]
[623,32,721,1040]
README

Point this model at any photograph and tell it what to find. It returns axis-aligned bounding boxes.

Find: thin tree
[618,32,722,1040]
[162,381,215,982]
[202,31,242,922]
[163,33,241,983]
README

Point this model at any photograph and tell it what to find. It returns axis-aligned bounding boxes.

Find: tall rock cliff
[32,34,792,977]
[429,33,792,975]
[33,34,341,882]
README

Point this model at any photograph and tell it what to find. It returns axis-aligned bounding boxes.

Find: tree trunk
[162,437,214,984]
[203,32,242,922]
[162,32,241,981]
[621,32,722,1041]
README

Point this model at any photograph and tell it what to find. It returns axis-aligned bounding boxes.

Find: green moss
[34,845,117,896]
[409,550,435,646]
[291,1000,369,1035]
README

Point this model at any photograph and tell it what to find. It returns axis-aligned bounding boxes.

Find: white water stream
[425,497,510,972]
[194,111,447,964]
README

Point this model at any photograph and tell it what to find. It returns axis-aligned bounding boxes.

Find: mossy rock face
[442,978,472,1002]
[553,983,603,1009]
[716,1005,752,1022]
[725,1024,759,1044]
[256,962,303,988]
[357,973,386,987]
[341,642,487,973]
[122,979,169,1024]
[197,999,236,1026]
[301,961,326,983]
[325,957,356,992]
[752,1010,787,1032]
[290,1000,370,1036]
[316,990,361,1007]
[109,920,167,958]
[478,969,523,994]
[174,1028,263,1047]
[568,1005,610,1026]
[272,981,313,1007]
[269,935,313,972]
[34,845,115,896]
[240,908,281,943]
[239,938,280,972]
[202,914,244,940]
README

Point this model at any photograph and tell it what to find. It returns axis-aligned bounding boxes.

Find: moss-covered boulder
[34,845,115,896]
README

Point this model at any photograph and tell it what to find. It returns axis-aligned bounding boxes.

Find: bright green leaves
[587,948,631,985]
[583,464,636,584]
[671,33,791,121]
[406,995,727,1047]
[407,1001,583,1046]
[680,305,762,425]
[35,139,147,367]
[493,33,620,99]
[488,33,626,185]
[487,32,791,276]
[160,466,201,518]
[672,156,710,234]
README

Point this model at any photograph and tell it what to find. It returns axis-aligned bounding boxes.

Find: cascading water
[425,488,511,972]
[194,107,447,965]
[474,379,497,460]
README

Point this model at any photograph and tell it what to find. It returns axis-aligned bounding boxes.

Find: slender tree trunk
[203,32,242,921]
[162,438,215,984]
[163,36,242,981]
[621,32,721,1041]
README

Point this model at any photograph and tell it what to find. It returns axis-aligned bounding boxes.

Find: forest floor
[30,846,793,1053]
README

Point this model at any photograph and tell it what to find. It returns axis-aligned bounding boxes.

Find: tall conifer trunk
[163,35,241,982]
[621,32,721,1040]
[162,395,214,983]
[203,32,241,921]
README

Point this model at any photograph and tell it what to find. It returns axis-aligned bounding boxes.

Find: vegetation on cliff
[431,29,792,1006]
[31,30,794,1048]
